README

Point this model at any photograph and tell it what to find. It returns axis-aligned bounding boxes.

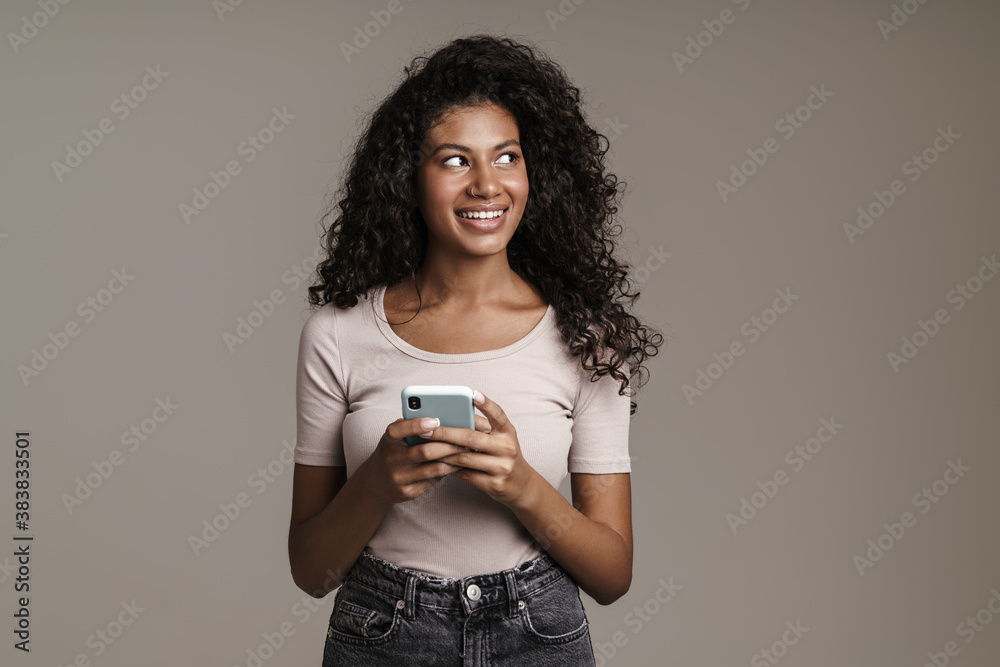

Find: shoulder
[299,301,339,341]
[300,289,379,338]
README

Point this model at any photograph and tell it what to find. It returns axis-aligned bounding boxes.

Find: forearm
[288,461,391,597]
[509,468,631,605]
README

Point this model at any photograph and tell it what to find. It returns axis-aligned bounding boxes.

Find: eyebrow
[427,139,521,158]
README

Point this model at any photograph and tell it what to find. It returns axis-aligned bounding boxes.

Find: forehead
[425,104,519,143]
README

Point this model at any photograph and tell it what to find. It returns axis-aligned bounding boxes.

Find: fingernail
[420,431,435,437]
[472,390,483,405]
[421,417,440,430]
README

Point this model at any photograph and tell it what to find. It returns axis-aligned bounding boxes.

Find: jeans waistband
[347,548,568,617]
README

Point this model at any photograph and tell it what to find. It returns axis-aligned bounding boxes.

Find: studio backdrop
[2,0,998,665]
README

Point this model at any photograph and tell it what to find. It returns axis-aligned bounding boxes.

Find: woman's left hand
[424,389,535,508]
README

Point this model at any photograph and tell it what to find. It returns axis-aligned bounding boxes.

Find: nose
[469,165,502,200]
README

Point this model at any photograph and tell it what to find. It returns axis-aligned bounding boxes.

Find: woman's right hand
[361,416,485,506]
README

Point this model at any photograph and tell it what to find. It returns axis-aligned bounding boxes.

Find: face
[413,103,528,257]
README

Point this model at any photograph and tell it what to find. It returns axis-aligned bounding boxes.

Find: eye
[442,152,521,167]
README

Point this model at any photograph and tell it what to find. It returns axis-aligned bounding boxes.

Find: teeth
[457,208,506,220]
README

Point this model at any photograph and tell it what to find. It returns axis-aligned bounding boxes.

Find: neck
[407,250,530,311]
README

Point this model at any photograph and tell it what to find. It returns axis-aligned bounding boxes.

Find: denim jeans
[322,548,597,666]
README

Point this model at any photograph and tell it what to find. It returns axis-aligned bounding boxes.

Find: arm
[287,305,469,596]
[527,346,634,605]
[433,386,634,605]
[288,307,378,598]
[508,470,632,605]
[287,461,393,598]
[289,418,469,597]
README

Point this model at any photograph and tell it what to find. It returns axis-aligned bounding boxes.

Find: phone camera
[408,396,421,410]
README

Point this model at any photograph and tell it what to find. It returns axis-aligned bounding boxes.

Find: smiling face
[413,103,528,258]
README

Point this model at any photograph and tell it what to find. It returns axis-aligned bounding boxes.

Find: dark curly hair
[307,33,663,415]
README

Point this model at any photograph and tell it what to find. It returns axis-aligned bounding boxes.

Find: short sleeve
[294,305,348,466]
[568,355,632,474]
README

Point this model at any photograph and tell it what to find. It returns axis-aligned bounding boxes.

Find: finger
[412,441,469,461]
[391,416,442,442]
[418,460,461,479]
[385,417,405,440]
[387,419,421,448]
[470,390,510,434]
[428,425,485,452]
[436,449,492,474]
[422,416,489,435]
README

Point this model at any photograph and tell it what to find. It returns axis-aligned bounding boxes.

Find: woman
[288,34,663,666]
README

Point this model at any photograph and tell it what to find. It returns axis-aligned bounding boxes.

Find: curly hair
[307,33,664,415]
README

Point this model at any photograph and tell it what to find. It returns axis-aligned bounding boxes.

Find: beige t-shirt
[294,283,632,578]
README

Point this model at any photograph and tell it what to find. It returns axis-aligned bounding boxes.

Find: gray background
[2,0,999,664]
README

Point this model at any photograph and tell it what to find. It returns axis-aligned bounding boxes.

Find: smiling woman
[287,33,663,666]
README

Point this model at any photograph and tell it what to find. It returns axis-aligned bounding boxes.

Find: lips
[455,205,509,218]
[454,207,508,231]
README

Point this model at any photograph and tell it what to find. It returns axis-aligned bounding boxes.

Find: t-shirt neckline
[372,283,554,363]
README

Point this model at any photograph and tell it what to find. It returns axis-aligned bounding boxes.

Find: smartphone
[401,385,475,446]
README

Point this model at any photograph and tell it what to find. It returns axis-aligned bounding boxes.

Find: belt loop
[504,571,520,619]
[404,573,417,620]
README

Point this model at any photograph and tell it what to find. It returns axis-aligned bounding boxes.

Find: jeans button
[466,584,481,600]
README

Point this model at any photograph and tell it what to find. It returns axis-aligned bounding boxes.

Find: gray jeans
[322,547,597,666]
